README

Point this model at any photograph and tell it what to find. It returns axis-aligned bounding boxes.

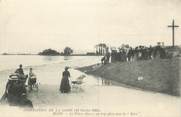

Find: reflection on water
[97,77,127,87]
[98,77,112,86]
[43,56,59,61]
[102,79,112,85]
[64,56,72,60]
[71,84,85,93]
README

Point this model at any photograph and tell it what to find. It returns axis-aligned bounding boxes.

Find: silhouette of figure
[60,67,71,93]
[15,64,24,75]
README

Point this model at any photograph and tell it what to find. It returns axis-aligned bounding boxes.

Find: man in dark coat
[15,64,24,75]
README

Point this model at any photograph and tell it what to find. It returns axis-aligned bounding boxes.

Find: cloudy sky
[0,0,181,53]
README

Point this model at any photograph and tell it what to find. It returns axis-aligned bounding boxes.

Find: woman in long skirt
[60,67,71,93]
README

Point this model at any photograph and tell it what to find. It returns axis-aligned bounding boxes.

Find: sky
[0,0,181,53]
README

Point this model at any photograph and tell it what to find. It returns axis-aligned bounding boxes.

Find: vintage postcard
[0,0,181,117]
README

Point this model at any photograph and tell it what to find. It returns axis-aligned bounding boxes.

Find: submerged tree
[38,48,60,56]
[63,47,73,56]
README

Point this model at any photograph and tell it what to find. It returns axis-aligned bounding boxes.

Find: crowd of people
[102,45,167,63]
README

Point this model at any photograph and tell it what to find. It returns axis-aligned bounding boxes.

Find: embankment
[77,58,181,96]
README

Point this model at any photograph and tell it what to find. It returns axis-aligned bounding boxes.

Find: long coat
[60,70,71,93]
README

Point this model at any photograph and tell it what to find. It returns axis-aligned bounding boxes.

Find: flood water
[0,55,180,117]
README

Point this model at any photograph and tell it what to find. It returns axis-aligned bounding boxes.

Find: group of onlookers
[102,45,167,63]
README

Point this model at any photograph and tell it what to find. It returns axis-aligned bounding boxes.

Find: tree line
[38,47,73,56]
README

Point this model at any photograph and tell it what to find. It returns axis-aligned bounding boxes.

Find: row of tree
[39,43,109,56]
[39,47,73,56]
[95,43,108,55]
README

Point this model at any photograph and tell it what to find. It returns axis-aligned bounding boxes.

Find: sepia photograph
[0,0,181,117]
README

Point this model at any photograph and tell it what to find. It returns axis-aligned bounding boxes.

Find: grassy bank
[77,58,180,96]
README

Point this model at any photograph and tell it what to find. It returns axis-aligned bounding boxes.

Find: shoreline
[76,57,181,96]
[1,54,103,57]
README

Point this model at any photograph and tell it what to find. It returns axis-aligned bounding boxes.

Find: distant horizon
[1,43,181,55]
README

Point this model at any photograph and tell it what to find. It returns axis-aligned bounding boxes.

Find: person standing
[60,67,71,93]
[28,68,37,91]
[15,64,24,75]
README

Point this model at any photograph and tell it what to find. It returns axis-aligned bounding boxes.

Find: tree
[63,47,73,56]
[38,48,60,56]
[95,43,107,55]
